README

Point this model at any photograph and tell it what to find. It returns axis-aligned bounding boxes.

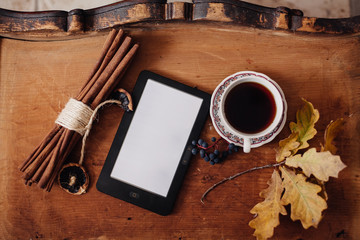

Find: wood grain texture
[1,23,360,239]
[1,0,360,40]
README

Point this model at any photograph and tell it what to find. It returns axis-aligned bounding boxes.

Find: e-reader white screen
[110,79,203,197]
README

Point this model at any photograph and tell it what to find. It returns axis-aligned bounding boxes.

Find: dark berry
[210,160,215,165]
[209,153,215,160]
[201,142,208,148]
[191,148,198,155]
[191,140,197,146]
[204,155,210,162]
[214,158,219,163]
[211,137,216,142]
[214,149,220,156]
[198,139,204,145]
[229,143,235,150]
[119,92,126,99]
[200,149,205,158]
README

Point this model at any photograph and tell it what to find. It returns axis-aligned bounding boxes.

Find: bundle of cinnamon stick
[20,29,139,191]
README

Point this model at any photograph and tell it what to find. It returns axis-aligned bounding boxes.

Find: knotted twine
[55,98,123,165]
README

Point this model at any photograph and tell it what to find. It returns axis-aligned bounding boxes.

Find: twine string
[55,98,124,165]
[55,98,93,136]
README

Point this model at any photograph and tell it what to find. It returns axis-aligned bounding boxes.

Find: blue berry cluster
[190,137,239,165]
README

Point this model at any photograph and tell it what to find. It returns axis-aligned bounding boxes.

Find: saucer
[210,71,287,148]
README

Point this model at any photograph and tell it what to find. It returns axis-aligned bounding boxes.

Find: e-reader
[96,70,210,215]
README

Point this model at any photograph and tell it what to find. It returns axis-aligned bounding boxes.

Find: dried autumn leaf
[249,170,287,240]
[280,167,327,229]
[289,99,319,152]
[276,132,300,162]
[322,118,345,154]
[285,148,346,182]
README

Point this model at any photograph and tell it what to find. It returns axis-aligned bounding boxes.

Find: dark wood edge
[1,0,359,40]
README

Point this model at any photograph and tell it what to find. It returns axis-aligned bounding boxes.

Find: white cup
[210,71,287,153]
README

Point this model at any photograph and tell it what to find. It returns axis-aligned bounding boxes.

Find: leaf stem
[200,161,285,204]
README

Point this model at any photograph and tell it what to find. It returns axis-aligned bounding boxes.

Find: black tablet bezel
[96,70,210,216]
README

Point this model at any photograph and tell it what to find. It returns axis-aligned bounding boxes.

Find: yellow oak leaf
[322,118,345,154]
[289,99,319,152]
[276,132,300,162]
[280,167,327,229]
[249,170,287,240]
[285,148,346,182]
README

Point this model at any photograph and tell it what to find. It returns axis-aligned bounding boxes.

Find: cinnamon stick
[37,130,66,188]
[46,131,80,191]
[82,36,133,105]
[92,44,139,107]
[19,125,61,171]
[22,128,63,181]
[20,29,139,191]
[78,30,124,100]
[79,29,118,94]
[30,150,53,183]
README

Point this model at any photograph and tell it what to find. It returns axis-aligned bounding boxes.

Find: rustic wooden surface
[1,0,360,40]
[0,22,359,239]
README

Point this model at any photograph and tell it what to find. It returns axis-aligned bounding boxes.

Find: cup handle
[243,137,251,153]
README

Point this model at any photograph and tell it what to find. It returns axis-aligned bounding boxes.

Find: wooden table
[1,1,359,239]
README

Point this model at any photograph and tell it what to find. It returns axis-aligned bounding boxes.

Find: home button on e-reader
[129,192,139,199]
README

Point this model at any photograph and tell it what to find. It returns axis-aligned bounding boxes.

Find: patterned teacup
[210,71,287,153]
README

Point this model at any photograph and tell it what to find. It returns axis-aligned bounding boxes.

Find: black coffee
[224,82,276,134]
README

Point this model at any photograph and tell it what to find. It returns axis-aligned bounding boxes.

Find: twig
[196,138,225,150]
[200,161,285,204]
